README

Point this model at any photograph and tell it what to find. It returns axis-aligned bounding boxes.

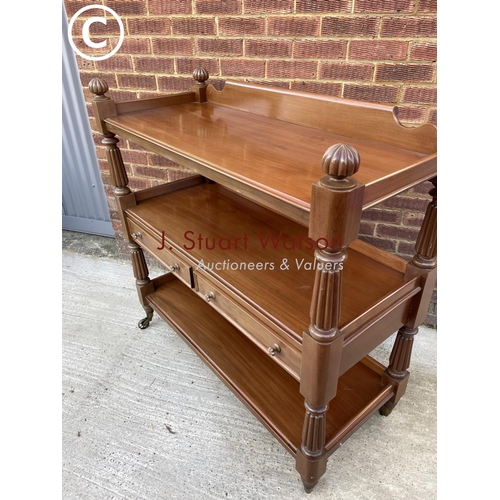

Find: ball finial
[88,77,109,98]
[193,67,209,85]
[321,143,360,179]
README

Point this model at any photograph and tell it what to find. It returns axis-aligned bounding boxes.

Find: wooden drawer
[126,217,193,287]
[193,271,301,380]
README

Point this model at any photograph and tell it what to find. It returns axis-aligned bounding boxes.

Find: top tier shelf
[103,81,437,227]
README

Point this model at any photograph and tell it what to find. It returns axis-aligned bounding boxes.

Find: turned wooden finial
[193,67,209,85]
[88,77,109,100]
[321,143,360,179]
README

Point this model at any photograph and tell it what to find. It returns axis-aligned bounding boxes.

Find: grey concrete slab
[62,247,436,500]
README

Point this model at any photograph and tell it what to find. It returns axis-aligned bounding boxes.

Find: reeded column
[89,78,153,328]
[380,178,437,415]
[296,144,365,493]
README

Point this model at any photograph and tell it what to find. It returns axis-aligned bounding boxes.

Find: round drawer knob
[204,291,215,302]
[170,263,180,272]
[268,344,281,356]
[131,232,142,239]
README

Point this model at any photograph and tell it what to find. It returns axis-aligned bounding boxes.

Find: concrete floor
[62,231,437,500]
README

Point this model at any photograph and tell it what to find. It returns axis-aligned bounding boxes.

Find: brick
[169,169,196,182]
[322,16,379,36]
[148,0,192,14]
[343,84,398,103]
[397,241,416,257]
[268,17,320,37]
[152,38,194,55]
[127,140,150,152]
[80,71,106,88]
[104,1,147,16]
[428,108,437,124]
[176,57,219,75]
[359,221,376,236]
[148,153,180,168]
[349,40,408,60]
[128,177,152,190]
[134,165,169,180]
[198,38,243,56]
[396,241,415,260]
[244,0,294,13]
[172,18,216,36]
[71,37,113,56]
[120,37,151,54]
[290,81,342,96]
[294,40,346,59]
[396,106,427,123]
[376,64,434,82]
[209,78,226,91]
[296,0,351,13]
[381,17,437,37]
[246,40,292,58]
[403,212,425,227]
[117,74,157,90]
[358,235,397,252]
[419,0,437,12]
[127,17,171,36]
[361,208,402,224]
[75,55,95,71]
[410,42,437,61]
[267,60,317,79]
[320,62,374,81]
[219,17,265,36]
[354,0,415,13]
[402,86,436,104]
[95,55,133,72]
[221,59,266,77]
[133,56,174,74]
[157,76,194,92]
[71,17,121,36]
[121,150,148,165]
[381,194,429,211]
[407,181,433,196]
[195,0,242,14]
[65,1,99,17]
[376,224,420,242]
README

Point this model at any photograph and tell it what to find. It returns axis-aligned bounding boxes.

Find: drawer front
[194,272,301,380]
[126,217,193,287]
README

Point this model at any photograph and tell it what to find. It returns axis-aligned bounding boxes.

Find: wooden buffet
[88,69,437,493]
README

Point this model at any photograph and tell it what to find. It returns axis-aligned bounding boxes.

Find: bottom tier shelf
[146,276,395,457]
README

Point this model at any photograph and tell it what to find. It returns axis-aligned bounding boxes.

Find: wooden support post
[89,78,153,329]
[192,68,209,103]
[380,177,437,416]
[296,144,365,493]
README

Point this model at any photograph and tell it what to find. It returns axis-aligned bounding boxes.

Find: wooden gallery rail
[87,69,437,493]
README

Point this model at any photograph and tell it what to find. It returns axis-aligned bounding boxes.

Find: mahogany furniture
[88,69,437,493]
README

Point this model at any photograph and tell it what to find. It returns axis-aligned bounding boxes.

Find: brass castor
[138,312,153,329]
[379,402,395,416]
[302,481,317,494]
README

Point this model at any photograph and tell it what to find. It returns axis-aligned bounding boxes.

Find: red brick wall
[65,0,437,325]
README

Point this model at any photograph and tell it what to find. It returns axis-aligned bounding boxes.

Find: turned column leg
[380,178,437,416]
[297,144,365,492]
[89,78,153,328]
[130,241,154,329]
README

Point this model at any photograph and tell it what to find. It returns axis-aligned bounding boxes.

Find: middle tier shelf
[125,176,421,380]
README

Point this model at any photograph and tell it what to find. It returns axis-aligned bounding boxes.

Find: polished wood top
[104,81,436,224]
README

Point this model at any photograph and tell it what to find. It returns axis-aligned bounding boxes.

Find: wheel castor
[138,312,153,329]
[379,402,395,416]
